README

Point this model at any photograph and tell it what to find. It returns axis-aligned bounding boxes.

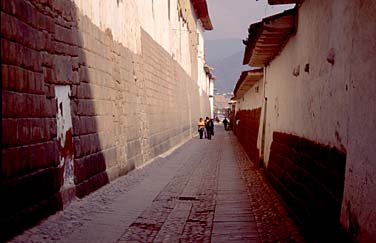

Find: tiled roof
[191,0,213,30]
[233,68,263,99]
[242,8,296,67]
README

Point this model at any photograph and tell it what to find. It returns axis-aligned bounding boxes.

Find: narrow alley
[2,0,375,242]
[8,127,304,243]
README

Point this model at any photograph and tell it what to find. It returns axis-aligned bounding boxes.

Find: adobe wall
[262,0,376,242]
[1,0,210,241]
[234,78,264,163]
[234,109,262,164]
[235,78,264,112]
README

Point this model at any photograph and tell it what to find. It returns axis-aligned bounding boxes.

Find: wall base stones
[267,131,348,243]
[234,108,262,164]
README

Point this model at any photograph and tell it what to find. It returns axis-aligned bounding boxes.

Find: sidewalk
[9,127,306,243]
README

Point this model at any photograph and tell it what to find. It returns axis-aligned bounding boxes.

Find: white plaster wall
[55,85,74,187]
[209,78,214,117]
[168,0,193,75]
[261,0,376,241]
[209,78,214,97]
[235,77,264,157]
[73,0,141,53]
[209,97,214,118]
[235,79,263,111]
[197,24,207,95]
[340,1,376,242]
[264,1,350,162]
[72,0,200,78]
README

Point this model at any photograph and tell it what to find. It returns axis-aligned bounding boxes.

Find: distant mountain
[205,38,244,64]
[205,38,249,94]
[212,51,249,94]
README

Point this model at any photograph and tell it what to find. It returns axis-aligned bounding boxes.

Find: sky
[204,0,294,40]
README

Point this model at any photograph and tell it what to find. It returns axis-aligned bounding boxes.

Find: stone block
[43,66,55,84]
[22,94,36,117]
[34,7,47,29]
[1,0,35,29]
[71,115,80,136]
[53,55,73,83]
[70,99,79,115]
[75,170,109,198]
[1,147,22,179]
[41,51,53,67]
[2,90,11,117]
[1,11,46,51]
[53,24,74,45]
[0,167,62,217]
[43,14,56,34]
[80,116,97,134]
[77,99,96,116]
[72,71,79,84]
[103,147,118,169]
[29,142,49,171]
[45,33,55,53]
[79,66,89,82]
[2,91,26,118]
[127,139,142,160]
[1,39,42,72]
[34,72,45,95]
[72,56,79,70]
[105,165,120,182]
[74,133,100,158]
[52,41,79,57]
[45,84,55,98]
[15,118,51,145]
[2,118,18,147]
[270,141,288,159]
[77,83,91,99]
[72,135,81,156]
[28,95,45,117]
[40,97,57,117]
[70,84,78,98]
[2,65,9,89]
[73,150,107,184]
[51,0,75,21]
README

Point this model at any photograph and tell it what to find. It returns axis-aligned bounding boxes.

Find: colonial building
[1,0,213,240]
[233,0,376,242]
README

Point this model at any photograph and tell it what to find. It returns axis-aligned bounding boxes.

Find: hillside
[205,38,249,94]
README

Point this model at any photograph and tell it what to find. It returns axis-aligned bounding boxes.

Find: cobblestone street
[9,126,306,243]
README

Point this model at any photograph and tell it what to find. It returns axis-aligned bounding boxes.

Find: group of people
[197,117,214,140]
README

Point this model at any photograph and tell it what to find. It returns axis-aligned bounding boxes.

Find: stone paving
[8,126,307,243]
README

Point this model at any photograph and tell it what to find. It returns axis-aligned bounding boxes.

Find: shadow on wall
[267,132,348,243]
[1,0,207,240]
[235,108,262,164]
[0,0,127,240]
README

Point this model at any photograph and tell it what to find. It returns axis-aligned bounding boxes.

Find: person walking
[223,117,229,130]
[209,118,215,137]
[205,117,214,140]
[197,118,205,139]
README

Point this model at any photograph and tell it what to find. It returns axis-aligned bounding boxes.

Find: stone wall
[234,108,261,164]
[268,132,347,242]
[0,0,210,241]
